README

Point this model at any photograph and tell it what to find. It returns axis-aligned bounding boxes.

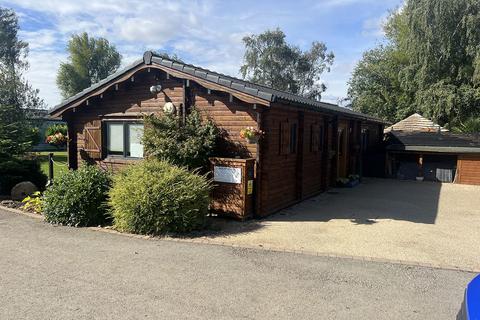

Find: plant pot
[246,136,260,144]
[416,176,424,181]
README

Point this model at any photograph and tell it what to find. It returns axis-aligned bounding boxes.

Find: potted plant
[336,174,360,188]
[45,124,68,149]
[240,127,264,144]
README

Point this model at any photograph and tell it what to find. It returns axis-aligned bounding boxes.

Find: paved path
[0,209,474,319]
[207,178,480,271]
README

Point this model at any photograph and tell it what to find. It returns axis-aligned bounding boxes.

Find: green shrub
[0,157,47,195]
[142,110,219,170]
[22,191,43,214]
[110,159,211,235]
[43,165,111,226]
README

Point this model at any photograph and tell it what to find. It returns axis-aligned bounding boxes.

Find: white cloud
[24,50,67,107]
[362,14,388,38]
[19,29,58,50]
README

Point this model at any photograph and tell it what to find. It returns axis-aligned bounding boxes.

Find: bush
[142,110,218,170]
[22,191,43,214]
[43,165,111,226]
[0,157,47,195]
[109,159,211,235]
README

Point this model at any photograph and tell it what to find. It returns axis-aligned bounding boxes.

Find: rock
[0,200,23,209]
[11,181,38,201]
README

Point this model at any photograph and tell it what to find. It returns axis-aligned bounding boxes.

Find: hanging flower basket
[46,132,68,147]
[240,127,264,144]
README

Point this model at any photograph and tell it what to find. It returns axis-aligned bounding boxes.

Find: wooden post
[48,152,54,183]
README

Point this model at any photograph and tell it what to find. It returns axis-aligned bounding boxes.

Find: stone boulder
[11,181,38,201]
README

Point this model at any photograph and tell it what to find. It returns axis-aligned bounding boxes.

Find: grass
[36,151,69,178]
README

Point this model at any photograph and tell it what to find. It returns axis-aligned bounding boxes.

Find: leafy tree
[142,110,219,170]
[349,0,480,129]
[0,7,44,158]
[57,32,121,99]
[452,117,480,133]
[240,28,334,100]
[348,45,414,121]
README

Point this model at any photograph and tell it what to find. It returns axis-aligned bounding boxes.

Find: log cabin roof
[49,51,384,123]
[386,131,480,154]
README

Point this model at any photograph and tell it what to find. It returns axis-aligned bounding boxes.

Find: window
[106,122,144,158]
[279,121,298,155]
[290,123,297,153]
[310,124,324,153]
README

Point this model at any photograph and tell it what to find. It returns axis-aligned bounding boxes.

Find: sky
[3,0,403,109]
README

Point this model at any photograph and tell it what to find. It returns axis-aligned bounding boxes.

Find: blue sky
[3,0,403,108]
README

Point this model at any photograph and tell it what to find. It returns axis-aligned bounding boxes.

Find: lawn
[36,151,69,178]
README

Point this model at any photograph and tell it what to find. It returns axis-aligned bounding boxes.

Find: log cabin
[49,51,384,219]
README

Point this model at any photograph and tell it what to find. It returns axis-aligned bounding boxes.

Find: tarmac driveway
[208,178,480,271]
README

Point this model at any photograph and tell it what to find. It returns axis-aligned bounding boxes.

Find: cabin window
[310,124,324,153]
[290,123,297,153]
[106,121,144,158]
[279,121,298,155]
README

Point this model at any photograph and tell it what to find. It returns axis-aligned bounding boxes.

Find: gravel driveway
[207,178,480,271]
[0,208,474,319]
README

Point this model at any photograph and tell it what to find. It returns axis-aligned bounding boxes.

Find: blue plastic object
[460,274,480,320]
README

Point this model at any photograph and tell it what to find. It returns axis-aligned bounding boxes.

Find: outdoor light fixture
[150,84,162,94]
[163,102,176,114]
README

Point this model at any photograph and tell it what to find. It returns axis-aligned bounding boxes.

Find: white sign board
[214,166,242,184]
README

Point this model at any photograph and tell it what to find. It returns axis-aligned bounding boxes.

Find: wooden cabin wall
[64,69,258,172]
[301,110,326,198]
[456,155,480,185]
[191,85,258,159]
[258,103,379,216]
[258,104,300,215]
[65,70,184,171]
[336,119,350,178]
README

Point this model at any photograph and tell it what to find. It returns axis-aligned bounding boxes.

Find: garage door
[456,155,480,185]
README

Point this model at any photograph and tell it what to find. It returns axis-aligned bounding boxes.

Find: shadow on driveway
[268,178,442,225]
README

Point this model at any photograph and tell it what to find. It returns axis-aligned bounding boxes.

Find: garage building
[385,114,480,185]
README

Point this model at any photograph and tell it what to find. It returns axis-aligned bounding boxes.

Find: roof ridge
[50,51,384,123]
[150,52,352,109]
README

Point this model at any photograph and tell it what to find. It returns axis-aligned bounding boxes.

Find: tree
[142,110,219,170]
[0,7,44,158]
[452,117,480,133]
[57,32,121,99]
[348,45,414,121]
[349,0,480,128]
[240,29,334,100]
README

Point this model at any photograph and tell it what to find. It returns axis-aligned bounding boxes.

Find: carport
[385,131,480,185]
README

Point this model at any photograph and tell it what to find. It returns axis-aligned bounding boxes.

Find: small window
[310,125,324,153]
[106,122,144,158]
[127,124,144,158]
[290,123,297,153]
